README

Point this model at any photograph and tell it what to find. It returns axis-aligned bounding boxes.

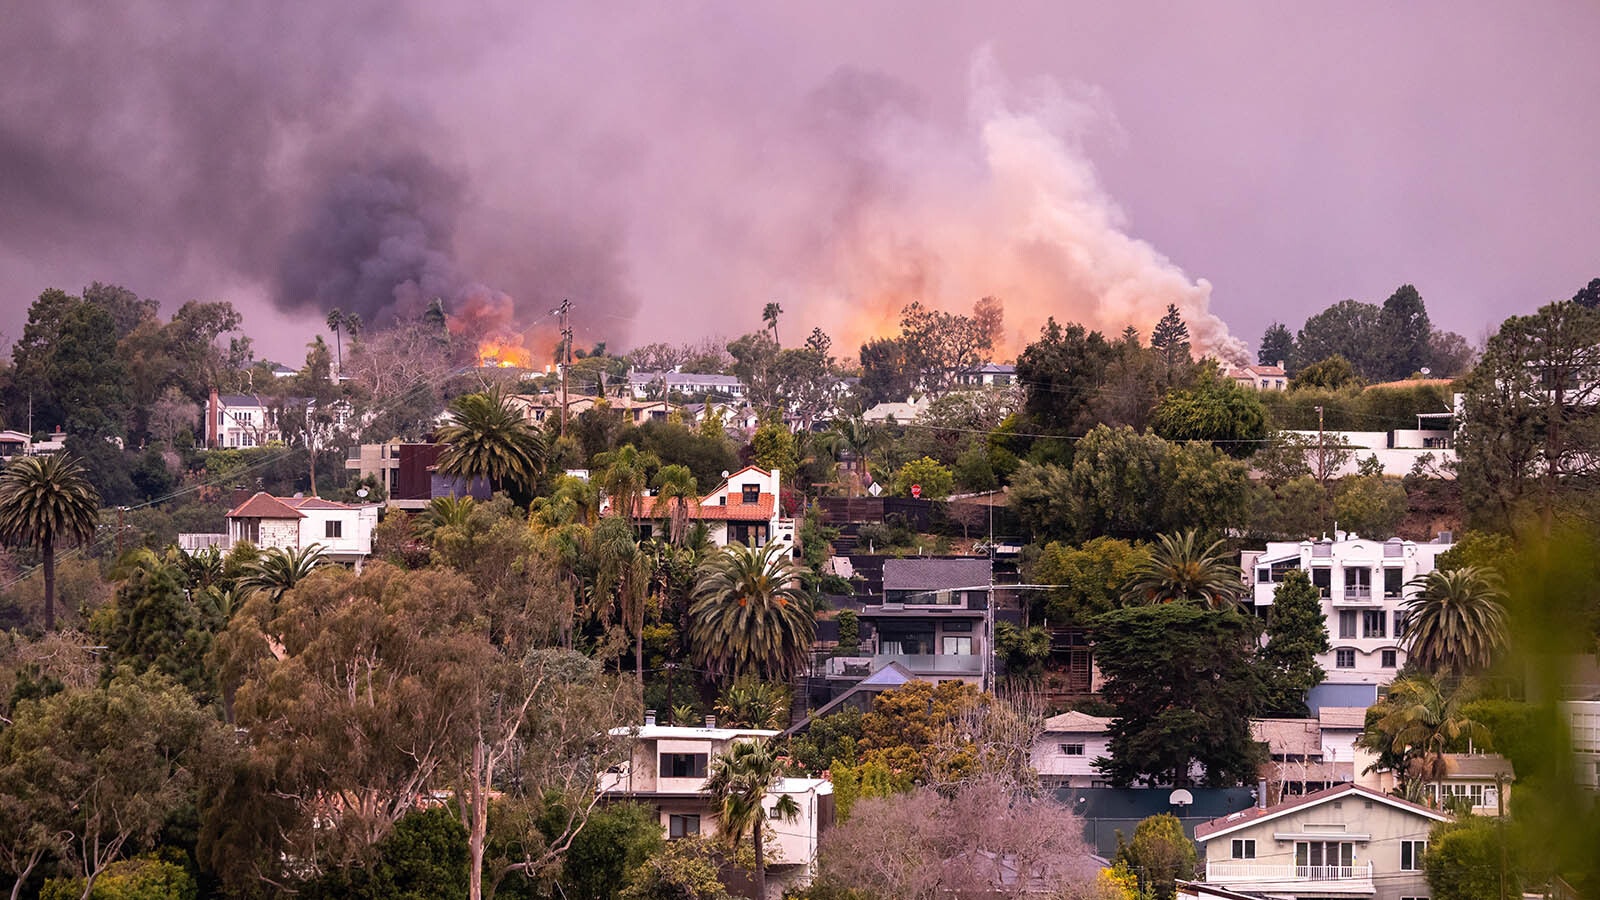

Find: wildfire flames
[477,337,533,368]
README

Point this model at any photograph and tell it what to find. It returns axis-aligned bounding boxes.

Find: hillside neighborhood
[0,280,1596,900]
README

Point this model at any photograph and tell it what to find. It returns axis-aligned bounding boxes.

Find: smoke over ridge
[0,4,1242,361]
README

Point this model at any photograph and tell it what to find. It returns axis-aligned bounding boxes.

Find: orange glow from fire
[477,336,534,369]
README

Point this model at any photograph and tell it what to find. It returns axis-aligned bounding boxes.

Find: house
[1281,428,1455,478]
[627,370,747,401]
[1430,754,1513,816]
[1251,718,1352,800]
[220,492,379,564]
[955,363,1017,388]
[1568,700,1600,792]
[1032,711,1114,789]
[862,399,929,424]
[1191,782,1450,900]
[204,389,350,449]
[1225,361,1289,391]
[632,465,796,550]
[828,558,992,688]
[1243,536,1454,690]
[0,430,31,459]
[598,720,834,889]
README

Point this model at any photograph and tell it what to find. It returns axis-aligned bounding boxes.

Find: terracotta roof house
[1191,782,1450,900]
[630,465,795,551]
[219,492,380,565]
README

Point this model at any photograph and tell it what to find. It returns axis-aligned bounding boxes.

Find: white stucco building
[1243,536,1454,688]
[631,465,796,551]
[1031,711,1114,789]
[221,492,380,564]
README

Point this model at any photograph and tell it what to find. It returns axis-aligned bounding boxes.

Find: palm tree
[1361,673,1486,806]
[435,387,546,497]
[1402,567,1508,679]
[762,301,783,346]
[705,739,798,900]
[594,443,658,521]
[832,417,881,495]
[416,495,477,545]
[593,517,655,691]
[651,464,699,546]
[325,308,345,374]
[238,544,326,603]
[0,454,101,630]
[689,542,815,681]
[1121,530,1246,609]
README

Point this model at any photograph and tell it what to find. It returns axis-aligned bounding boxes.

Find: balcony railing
[1206,861,1374,889]
[824,653,982,677]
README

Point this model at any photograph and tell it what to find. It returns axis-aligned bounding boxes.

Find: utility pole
[116,506,126,556]
[555,299,573,438]
[1315,404,1326,484]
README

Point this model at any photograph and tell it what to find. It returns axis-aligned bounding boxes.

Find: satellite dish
[1420,367,1431,376]
[356,488,369,498]
[720,470,730,478]
[1169,789,1194,808]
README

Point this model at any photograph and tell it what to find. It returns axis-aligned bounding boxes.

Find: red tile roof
[225,492,305,519]
[634,494,775,522]
[1193,782,1449,840]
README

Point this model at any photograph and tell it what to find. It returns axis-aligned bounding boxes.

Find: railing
[824,653,983,677]
[1206,861,1374,885]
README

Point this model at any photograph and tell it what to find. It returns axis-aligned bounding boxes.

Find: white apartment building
[599,721,834,891]
[1243,536,1454,688]
[220,492,380,564]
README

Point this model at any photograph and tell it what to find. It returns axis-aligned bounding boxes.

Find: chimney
[1276,360,1285,370]
[208,387,220,448]
[644,709,656,727]
[1258,779,1269,809]
[704,715,717,729]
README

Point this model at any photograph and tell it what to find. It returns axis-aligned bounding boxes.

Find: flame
[478,336,533,369]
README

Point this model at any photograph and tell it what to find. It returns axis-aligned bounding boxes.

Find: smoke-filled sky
[2,2,1596,365]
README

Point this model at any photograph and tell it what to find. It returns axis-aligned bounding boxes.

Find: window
[1395,610,1409,638]
[1363,610,1387,638]
[1312,567,1332,597]
[1401,840,1427,871]
[1344,567,1372,599]
[1339,610,1357,640]
[1384,567,1405,597]
[1336,649,1356,669]
[942,635,973,656]
[325,520,343,539]
[668,814,700,838]
[768,805,785,819]
[659,753,708,779]
[1296,840,1353,871]
[238,519,260,544]
[1382,649,1398,668]
[741,484,760,504]
[1231,839,1256,859]
[1060,743,1086,756]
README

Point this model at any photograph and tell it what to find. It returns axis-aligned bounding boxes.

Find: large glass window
[1336,649,1356,668]
[668,814,701,838]
[1344,567,1372,599]
[1401,840,1427,871]
[1312,567,1332,597]
[1384,568,1405,597]
[659,753,708,779]
[1339,610,1357,640]
[1231,839,1256,860]
[1296,840,1354,872]
[1363,610,1387,638]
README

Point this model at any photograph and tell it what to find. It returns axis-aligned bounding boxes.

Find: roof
[635,493,774,522]
[1318,706,1369,729]
[1251,718,1323,757]
[1193,782,1450,841]
[1442,753,1514,780]
[629,371,744,388]
[883,557,993,591]
[780,661,916,737]
[226,492,305,519]
[964,363,1017,375]
[285,496,353,510]
[607,725,779,741]
[1042,711,1113,733]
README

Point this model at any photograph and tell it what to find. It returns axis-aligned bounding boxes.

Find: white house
[0,430,32,460]
[1568,700,1600,792]
[829,558,993,688]
[1282,427,1455,478]
[955,363,1017,388]
[1190,782,1450,900]
[1031,711,1114,789]
[221,492,379,564]
[1243,536,1454,688]
[1226,361,1289,391]
[628,370,747,400]
[631,465,796,551]
[598,721,834,891]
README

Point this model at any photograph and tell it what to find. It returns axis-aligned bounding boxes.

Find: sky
[1,1,1596,366]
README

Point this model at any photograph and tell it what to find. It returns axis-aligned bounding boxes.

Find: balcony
[1331,587,1381,606]
[1204,861,1375,894]
[824,653,983,678]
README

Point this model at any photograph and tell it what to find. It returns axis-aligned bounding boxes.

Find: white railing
[1206,861,1374,884]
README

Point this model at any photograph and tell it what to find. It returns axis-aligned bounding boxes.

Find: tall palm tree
[651,464,699,546]
[1402,567,1508,679]
[238,544,326,603]
[1361,673,1486,805]
[762,301,783,346]
[0,454,101,630]
[705,739,798,900]
[325,308,345,374]
[1121,530,1246,609]
[689,542,814,681]
[594,443,658,521]
[593,517,655,691]
[435,387,546,497]
[832,417,881,495]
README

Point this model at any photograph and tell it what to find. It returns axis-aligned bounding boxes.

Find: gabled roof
[1042,711,1112,733]
[632,465,778,523]
[1251,718,1323,757]
[1193,782,1450,841]
[1442,753,1514,780]
[883,557,992,592]
[226,492,305,519]
[285,496,353,511]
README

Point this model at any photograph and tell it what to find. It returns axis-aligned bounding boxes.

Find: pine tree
[1259,322,1295,369]
[1149,303,1192,378]
[1259,570,1330,716]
